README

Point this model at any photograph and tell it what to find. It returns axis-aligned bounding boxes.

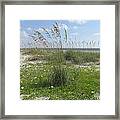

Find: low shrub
[49,65,68,87]
[64,50,100,65]
[64,50,74,61]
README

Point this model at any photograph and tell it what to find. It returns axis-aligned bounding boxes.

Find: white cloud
[27,27,32,31]
[20,30,30,48]
[73,26,78,29]
[85,32,100,41]
[68,20,87,25]
[21,30,29,38]
[93,32,100,36]
[71,32,78,36]
[37,27,51,33]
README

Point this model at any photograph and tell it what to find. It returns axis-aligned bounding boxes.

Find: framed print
[0,0,119,119]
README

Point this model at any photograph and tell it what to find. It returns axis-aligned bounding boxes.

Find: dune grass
[20,61,100,100]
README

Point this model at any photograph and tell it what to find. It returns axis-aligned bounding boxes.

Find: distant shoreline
[20,48,100,51]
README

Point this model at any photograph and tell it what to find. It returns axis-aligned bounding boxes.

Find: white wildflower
[91,91,94,94]
[21,87,24,89]
[51,86,54,88]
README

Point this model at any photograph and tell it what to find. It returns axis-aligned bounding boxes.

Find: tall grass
[29,22,69,87]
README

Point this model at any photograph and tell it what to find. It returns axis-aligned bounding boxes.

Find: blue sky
[20,20,100,48]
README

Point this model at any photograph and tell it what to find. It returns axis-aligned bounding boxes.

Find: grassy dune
[20,48,100,100]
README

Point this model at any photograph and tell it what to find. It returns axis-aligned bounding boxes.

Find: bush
[64,50,100,65]
[64,50,74,61]
[49,65,68,87]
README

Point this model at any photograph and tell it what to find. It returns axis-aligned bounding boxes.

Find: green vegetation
[64,50,100,64]
[20,49,100,100]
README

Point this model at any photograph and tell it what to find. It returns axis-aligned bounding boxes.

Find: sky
[20,20,100,48]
